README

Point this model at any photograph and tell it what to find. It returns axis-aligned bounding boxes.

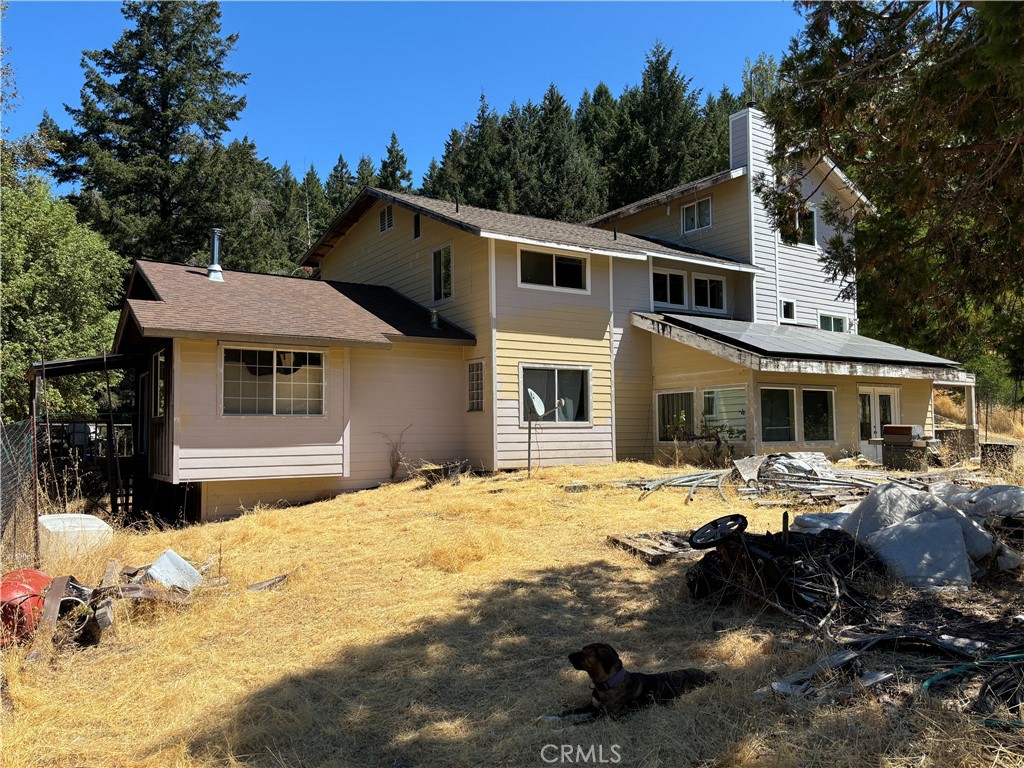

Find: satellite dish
[527,388,546,417]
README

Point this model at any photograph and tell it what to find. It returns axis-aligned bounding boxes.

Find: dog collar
[596,668,627,691]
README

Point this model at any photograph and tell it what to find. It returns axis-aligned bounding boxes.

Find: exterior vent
[208,228,224,282]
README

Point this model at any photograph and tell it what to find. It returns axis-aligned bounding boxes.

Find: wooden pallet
[607,530,701,565]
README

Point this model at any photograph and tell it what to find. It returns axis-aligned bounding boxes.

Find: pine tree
[420,158,443,198]
[760,1,1024,369]
[607,42,702,209]
[354,155,379,191]
[40,1,247,263]
[300,164,332,247]
[272,162,308,263]
[377,132,413,192]
[533,84,602,222]
[325,152,356,212]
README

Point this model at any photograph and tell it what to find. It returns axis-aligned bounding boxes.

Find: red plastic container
[0,569,53,645]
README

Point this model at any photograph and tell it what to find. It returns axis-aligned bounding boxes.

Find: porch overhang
[632,312,975,383]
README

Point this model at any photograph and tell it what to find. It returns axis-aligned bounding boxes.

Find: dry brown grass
[935,393,1024,441]
[3,462,1022,768]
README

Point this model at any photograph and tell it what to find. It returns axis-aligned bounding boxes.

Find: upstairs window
[779,299,796,321]
[653,269,686,307]
[693,274,726,311]
[797,208,816,246]
[379,204,394,233]
[682,197,712,233]
[432,244,452,302]
[820,314,846,333]
[519,249,587,291]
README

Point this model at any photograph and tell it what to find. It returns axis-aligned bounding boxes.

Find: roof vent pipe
[208,228,224,282]
[429,308,439,329]
[613,227,617,240]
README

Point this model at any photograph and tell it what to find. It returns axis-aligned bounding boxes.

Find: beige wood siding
[613,259,655,460]
[202,476,348,521]
[594,177,751,264]
[175,339,345,482]
[317,200,493,468]
[493,242,614,468]
[345,341,488,483]
[318,199,490,333]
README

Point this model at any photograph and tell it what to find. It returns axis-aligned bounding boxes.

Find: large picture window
[522,366,589,423]
[519,250,587,291]
[702,387,747,441]
[802,389,835,442]
[760,388,795,442]
[223,348,324,416]
[657,391,695,441]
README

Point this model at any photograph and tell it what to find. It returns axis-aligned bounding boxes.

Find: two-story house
[110,106,975,520]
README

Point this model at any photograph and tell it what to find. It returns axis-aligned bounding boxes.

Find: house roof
[633,312,971,381]
[584,167,748,226]
[300,187,757,273]
[114,260,475,351]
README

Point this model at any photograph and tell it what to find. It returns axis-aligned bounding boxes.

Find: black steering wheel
[688,514,748,550]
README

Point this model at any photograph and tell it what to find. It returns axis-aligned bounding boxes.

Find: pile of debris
[733,452,1002,508]
[0,549,290,656]
[794,482,1024,589]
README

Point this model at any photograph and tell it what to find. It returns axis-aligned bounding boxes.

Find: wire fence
[1,418,38,568]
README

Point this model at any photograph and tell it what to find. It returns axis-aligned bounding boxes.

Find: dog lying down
[544,642,717,724]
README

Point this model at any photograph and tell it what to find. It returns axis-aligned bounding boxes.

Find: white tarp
[864,517,973,589]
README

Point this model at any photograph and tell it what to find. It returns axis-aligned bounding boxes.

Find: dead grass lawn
[3,462,1023,768]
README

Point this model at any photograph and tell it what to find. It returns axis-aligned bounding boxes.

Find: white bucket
[37,514,114,561]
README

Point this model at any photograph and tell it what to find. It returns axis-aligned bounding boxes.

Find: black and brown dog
[560,642,716,721]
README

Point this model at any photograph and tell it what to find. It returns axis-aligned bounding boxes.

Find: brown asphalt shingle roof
[116,261,474,350]
[302,188,754,270]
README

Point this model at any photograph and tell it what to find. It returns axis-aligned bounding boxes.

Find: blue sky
[4,1,805,185]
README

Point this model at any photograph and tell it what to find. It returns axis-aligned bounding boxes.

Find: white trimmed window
[802,388,836,442]
[519,249,587,292]
[693,274,726,312]
[657,390,695,442]
[820,314,846,333]
[779,299,796,322]
[522,366,590,423]
[682,197,712,233]
[702,387,747,441]
[760,387,796,442]
[379,204,394,233]
[467,360,484,412]
[797,208,816,247]
[432,244,452,302]
[653,269,686,307]
[223,348,324,416]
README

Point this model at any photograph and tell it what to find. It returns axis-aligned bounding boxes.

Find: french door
[858,386,900,461]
